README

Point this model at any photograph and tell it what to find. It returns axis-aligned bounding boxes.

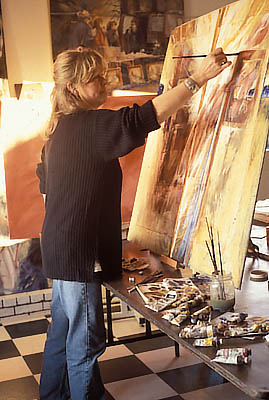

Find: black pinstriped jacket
[36,101,159,282]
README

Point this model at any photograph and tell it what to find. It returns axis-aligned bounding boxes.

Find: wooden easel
[160,254,193,278]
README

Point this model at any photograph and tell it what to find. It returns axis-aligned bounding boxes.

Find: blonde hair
[45,47,106,138]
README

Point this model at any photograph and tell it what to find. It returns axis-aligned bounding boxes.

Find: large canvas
[128,0,269,288]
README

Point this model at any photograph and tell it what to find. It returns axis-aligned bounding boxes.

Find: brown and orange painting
[128,0,269,288]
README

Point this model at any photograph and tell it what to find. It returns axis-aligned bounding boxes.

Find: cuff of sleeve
[138,100,160,134]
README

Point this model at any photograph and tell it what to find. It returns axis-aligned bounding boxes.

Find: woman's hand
[152,47,232,124]
[191,47,232,88]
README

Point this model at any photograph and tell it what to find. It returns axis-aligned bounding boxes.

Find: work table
[103,232,269,398]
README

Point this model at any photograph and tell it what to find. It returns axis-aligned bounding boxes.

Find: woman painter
[36,46,231,399]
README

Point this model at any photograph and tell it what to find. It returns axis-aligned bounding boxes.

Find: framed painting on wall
[127,65,144,85]
[146,62,163,82]
[50,0,121,59]
[106,67,123,92]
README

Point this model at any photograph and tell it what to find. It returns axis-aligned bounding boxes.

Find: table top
[103,237,269,399]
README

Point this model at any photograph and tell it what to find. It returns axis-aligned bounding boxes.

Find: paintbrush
[205,218,218,275]
[205,240,217,273]
[172,52,240,59]
[217,232,224,276]
[210,225,218,273]
[127,270,163,292]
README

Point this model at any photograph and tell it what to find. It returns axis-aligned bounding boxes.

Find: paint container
[170,312,189,326]
[193,337,222,348]
[179,324,214,339]
[216,348,251,358]
[219,312,248,324]
[190,305,212,324]
[213,354,250,365]
[250,269,268,282]
[210,273,235,312]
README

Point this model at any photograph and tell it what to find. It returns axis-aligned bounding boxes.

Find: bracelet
[183,77,201,95]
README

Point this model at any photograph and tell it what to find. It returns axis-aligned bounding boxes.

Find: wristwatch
[183,77,200,94]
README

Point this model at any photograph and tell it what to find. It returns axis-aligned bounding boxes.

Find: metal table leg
[105,288,114,345]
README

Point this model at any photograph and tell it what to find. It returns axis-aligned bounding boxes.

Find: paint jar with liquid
[210,273,235,312]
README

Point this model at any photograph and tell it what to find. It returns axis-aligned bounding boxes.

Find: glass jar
[210,273,235,312]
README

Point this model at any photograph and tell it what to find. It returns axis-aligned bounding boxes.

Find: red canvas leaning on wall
[3,94,155,242]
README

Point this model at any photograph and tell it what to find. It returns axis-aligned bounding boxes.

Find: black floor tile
[105,389,116,400]
[159,396,185,400]
[158,363,226,394]
[0,376,39,400]
[100,355,152,384]
[124,335,175,354]
[5,319,49,339]
[0,340,20,360]
[23,352,43,375]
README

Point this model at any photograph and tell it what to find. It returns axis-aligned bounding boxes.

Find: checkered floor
[0,311,253,400]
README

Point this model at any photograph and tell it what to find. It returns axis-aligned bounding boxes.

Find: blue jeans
[39,276,106,400]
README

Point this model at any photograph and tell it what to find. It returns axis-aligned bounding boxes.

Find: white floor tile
[99,344,133,361]
[0,356,32,382]
[105,374,178,400]
[13,333,46,355]
[181,381,253,400]
[0,326,11,341]
[136,345,201,373]
[109,316,158,339]
[1,311,49,326]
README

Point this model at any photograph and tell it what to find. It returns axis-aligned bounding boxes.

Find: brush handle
[172,52,240,59]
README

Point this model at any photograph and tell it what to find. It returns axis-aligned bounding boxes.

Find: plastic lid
[249,269,268,282]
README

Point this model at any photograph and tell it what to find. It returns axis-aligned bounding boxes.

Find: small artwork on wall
[146,62,163,82]
[106,67,123,92]
[121,15,146,54]
[127,65,144,85]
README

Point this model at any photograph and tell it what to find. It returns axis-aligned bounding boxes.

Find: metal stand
[105,287,180,357]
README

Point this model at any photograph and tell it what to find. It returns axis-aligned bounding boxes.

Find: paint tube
[213,354,250,365]
[170,311,189,326]
[261,321,269,332]
[187,294,204,308]
[162,313,175,322]
[223,324,260,337]
[190,305,212,324]
[219,312,248,324]
[145,290,178,312]
[179,324,215,338]
[216,348,251,357]
[193,337,222,347]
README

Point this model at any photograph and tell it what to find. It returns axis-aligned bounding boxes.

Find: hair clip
[77,45,86,52]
